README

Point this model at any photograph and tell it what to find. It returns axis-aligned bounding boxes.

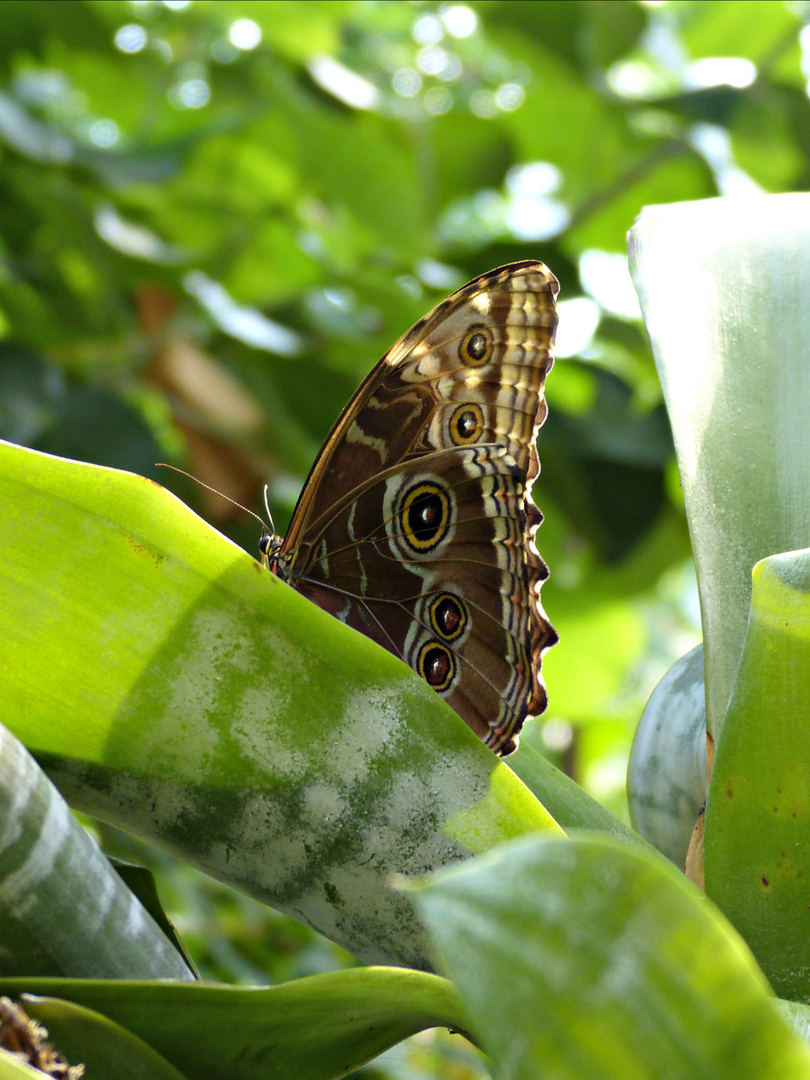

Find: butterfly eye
[429,593,467,642]
[459,325,493,367]
[417,641,457,692]
[449,403,484,445]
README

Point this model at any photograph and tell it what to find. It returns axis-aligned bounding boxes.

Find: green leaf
[108,859,199,978]
[19,997,189,1080]
[681,0,800,62]
[730,90,808,192]
[705,549,810,1001]
[0,969,467,1080]
[629,195,810,739]
[0,439,561,969]
[245,0,348,61]
[0,722,193,980]
[412,834,810,1080]
[508,741,652,852]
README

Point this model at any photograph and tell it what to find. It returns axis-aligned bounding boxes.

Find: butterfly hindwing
[276,261,558,755]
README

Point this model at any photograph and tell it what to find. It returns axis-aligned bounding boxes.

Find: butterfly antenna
[156,463,270,532]
[262,484,277,537]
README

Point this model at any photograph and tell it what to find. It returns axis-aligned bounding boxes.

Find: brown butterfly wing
[277,261,558,755]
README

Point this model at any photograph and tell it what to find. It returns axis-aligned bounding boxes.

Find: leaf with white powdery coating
[629,194,810,741]
[0,439,561,970]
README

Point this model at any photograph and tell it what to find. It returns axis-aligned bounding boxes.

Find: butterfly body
[260,261,558,756]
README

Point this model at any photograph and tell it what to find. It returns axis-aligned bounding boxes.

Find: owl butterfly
[261,261,558,756]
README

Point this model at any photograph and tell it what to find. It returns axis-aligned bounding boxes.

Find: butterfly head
[259,531,289,580]
[154,465,291,580]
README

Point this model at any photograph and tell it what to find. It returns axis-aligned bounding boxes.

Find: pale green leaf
[629,195,810,739]
[0,439,560,969]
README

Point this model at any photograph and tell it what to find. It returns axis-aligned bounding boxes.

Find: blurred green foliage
[1,0,808,1073]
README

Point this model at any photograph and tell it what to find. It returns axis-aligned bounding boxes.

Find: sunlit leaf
[0,439,560,969]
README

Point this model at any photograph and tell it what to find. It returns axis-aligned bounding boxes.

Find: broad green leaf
[0,439,561,969]
[0,722,193,980]
[289,106,427,258]
[412,834,810,1080]
[487,28,623,189]
[20,997,189,1080]
[629,195,810,739]
[705,550,810,1001]
[0,969,466,1080]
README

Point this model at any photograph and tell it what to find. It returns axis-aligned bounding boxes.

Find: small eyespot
[459,325,493,367]
[399,481,451,552]
[449,403,484,445]
[417,641,456,692]
[429,593,467,642]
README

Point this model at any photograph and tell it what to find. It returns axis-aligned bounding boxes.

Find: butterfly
[260,261,558,756]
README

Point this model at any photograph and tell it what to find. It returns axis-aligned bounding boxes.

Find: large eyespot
[399,481,451,552]
[459,324,493,367]
[449,403,484,446]
[417,641,457,692]
[429,593,467,642]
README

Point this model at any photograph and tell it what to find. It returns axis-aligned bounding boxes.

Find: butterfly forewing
[276,261,558,755]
